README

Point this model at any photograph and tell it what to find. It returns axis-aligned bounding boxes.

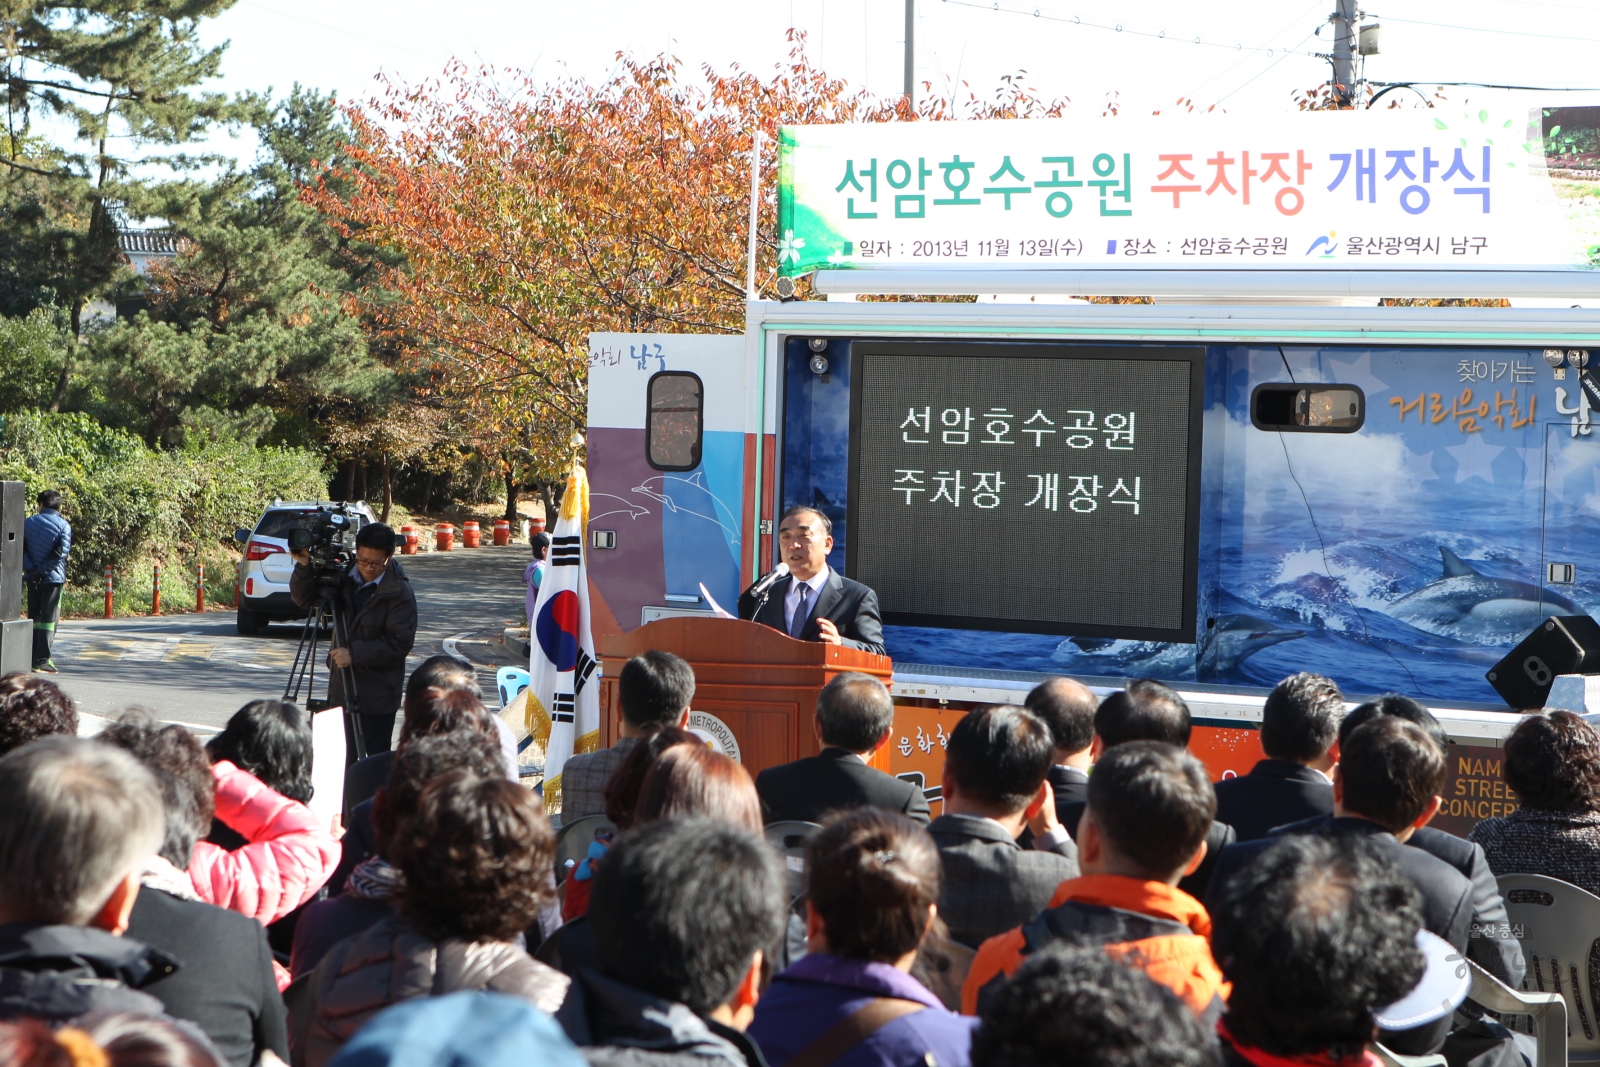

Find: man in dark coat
[1335,695,1524,987]
[1057,680,1233,901]
[557,819,783,1067]
[926,706,1079,949]
[291,521,418,756]
[756,672,929,825]
[0,738,188,1028]
[738,505,884,656]
[1213,672,1340,842]
[1023,677,1097,813]
[1206,718,1476,1060]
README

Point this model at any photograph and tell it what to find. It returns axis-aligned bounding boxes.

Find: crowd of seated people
[6,653,1600,1067]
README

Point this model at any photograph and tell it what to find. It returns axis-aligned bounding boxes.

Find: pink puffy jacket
[188,761,340,927]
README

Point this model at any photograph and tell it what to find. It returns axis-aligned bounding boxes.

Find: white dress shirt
[784,566,830,635]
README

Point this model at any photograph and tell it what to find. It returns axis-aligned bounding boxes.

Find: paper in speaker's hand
[699,583,736,619]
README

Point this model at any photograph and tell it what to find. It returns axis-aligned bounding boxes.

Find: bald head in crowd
[1024,678,1098,768]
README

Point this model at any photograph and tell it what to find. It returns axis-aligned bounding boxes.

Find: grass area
[57,558,242,620]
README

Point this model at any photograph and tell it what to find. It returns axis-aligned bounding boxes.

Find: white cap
[1371,930,1471,1031]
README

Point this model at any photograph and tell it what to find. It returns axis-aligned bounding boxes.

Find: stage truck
[584,105,1600,836]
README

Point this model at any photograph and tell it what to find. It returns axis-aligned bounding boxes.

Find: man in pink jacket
[189,760,340,928]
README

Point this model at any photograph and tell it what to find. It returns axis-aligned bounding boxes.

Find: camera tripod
[283,578,367,760]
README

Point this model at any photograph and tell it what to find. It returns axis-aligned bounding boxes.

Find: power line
[1214,29,1321,105]
[1369,80,1600,93]
[1185,0,1326,98]
[938,0,1325,60]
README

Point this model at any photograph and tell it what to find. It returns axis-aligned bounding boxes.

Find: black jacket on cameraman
[290,556,417,754]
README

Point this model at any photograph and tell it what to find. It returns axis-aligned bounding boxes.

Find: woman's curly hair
[0,674,77,758]
[1505,711,1600,813]
[390,769,555,943]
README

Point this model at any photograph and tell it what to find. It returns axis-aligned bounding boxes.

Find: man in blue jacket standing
[22,489,71,673]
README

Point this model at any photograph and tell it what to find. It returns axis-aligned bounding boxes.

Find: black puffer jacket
[290,559,417,718]
[0,922,177,1023]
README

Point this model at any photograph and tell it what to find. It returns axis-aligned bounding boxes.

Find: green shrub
[0,409,328,587]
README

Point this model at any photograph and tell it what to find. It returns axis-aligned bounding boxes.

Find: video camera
[286,504,360,576]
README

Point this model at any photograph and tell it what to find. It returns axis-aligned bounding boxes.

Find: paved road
[49,545,533,736]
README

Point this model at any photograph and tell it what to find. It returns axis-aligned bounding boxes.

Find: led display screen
[847,342,1205,641]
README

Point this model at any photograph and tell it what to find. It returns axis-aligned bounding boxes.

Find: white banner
[776,108,1600,274]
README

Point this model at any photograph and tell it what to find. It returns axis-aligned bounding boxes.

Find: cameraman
[289,522,418,756]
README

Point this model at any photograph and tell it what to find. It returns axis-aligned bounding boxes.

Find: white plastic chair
[1497,872,1598,1062]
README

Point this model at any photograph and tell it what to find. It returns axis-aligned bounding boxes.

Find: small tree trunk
[504,467,519,522]
[538,482,557,524]
[356,463,367,503]
[50,304,81,412]
[344,460,356,502]
[381,456,393,523]
[421,471,435,512]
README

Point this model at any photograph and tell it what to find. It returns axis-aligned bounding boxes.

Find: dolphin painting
[1052,613,1305,680]
[1197,614,1307,677]
[1388,547,1580,646]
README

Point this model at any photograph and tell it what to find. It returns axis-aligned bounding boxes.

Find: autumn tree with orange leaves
[307,37,1067,518]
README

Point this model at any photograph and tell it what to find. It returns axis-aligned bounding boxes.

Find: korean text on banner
[776,108,1600,275]
[526,465,600,817]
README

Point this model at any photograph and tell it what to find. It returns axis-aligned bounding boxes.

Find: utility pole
[1330,0,1358,106]
[904,0,915,109]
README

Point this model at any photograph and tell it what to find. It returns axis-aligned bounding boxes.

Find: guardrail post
[196,562,205,613]
[151,562,162,616]
[104,566,113,619]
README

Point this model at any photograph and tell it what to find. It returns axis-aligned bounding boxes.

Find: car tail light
[245,577,254,595]
[246,541,284,562]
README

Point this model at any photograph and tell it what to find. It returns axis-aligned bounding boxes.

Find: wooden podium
[597,617,893,777]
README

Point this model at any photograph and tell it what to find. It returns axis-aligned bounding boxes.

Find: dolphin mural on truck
[1052,614,1306,682]
[1390,547,1580,646]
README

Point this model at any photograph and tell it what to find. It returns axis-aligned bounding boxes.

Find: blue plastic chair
[497,666,531,709]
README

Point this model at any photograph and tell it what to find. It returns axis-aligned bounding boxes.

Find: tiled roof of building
[117,229,180,255]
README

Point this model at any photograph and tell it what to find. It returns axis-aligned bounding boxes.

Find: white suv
[233,501,377,635]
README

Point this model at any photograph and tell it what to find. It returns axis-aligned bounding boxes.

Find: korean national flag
[527,464,600,817]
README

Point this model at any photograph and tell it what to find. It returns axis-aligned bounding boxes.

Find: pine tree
[86,87,396,448]
[0,0,256,405]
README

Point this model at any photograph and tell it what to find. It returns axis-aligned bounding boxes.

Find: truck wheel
[236,609,263,636]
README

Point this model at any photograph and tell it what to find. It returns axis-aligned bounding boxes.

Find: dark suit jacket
[1058,799,1233,902]
[927,813,1080,949]
[738,569,886,656]
[1049,765,1090,810]
[125,887,288,1067]
[1408,825,1525,988]
[1213,759,1334,842]
[756,748,930,825]
[1205,815,1474,1057]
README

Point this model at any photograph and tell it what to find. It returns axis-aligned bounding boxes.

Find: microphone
[746,562,790,599]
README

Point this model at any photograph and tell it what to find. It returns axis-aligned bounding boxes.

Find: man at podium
[737,505,885,657]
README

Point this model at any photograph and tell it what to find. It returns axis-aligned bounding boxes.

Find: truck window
[1251,384,1364,432]
[646,371,703,470]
